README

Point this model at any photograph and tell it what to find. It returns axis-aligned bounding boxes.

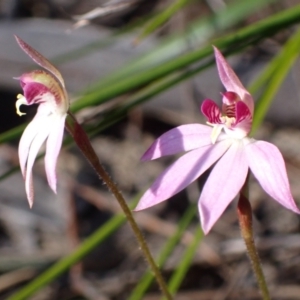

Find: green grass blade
[135,0,193,44]
[0,124,26,144]
[7,197,139,300]
[129,204,196,300]
[251,27,300,134]
[2,6,300,147]
[163,226,203,298]
[71,4,300,112]
[98,0,279,86]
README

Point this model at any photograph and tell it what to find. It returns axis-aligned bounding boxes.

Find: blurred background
[1,0,300,299]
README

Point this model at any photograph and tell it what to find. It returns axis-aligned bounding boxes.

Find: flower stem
[237,178,270,300]
[65,113,172,299]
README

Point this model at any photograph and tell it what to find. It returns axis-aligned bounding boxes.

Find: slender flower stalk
[65,113,172,299]
[238,176,270,300]
[15,36,171,299]
[135,46,300,234]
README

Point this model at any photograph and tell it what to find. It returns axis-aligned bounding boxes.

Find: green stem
[237,177,270,300]
[65,113,172,299]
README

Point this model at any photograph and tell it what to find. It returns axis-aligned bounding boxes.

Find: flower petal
[230,101,252,137]
[235,100,252,125]
[15,35,65,88]
[135,139,232,211]
[27,173,34,208]
[213,46,254,115]
[20,70,68,113]
[18,105,51,177]
[19,118,41,178]
[22,81,50,105]
[199,140,248,234]
[245,140,300,213]
[142,124,214,161]
[25,115,53,206]
[45,114,66,193]
[201,99,223,124]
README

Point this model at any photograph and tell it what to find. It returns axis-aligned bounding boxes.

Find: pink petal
[45,114,66,192]
[20,70,67,109]
[222,91,240,105]
[201,99,223,124]
[25,115,53,207]
[245,140,300,213]
[135,139,232,211]
[213,46,254,115]
[18,105,51,177]
[22,81,50,104]
[235,100,252,123]
[232,101,252,135]
[199,140,248,234]
[142,124,214,161]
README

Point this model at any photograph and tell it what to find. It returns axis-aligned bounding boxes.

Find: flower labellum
[14,36,69,207]
[135,46,300,234]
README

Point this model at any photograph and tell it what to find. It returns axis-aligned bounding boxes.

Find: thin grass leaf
[162,226,203,299]
[91,0,279,88]
[0,123,26,144]
[52,16,151,67]
[2,6,300,149]
[129,204,196,300]
[7,196,140,300]
[248,54,287,96]
[71,4,300,113]
[251,27,300,134]
[44,0,278,88]
[135,0,193,44]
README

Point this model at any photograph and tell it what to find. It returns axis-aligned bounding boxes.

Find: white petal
[45,114,66,192]
[25,115,53,205]
[18,105,51,177]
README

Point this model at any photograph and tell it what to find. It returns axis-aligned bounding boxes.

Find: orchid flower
[135,46,300,234]
[14,36,69,207]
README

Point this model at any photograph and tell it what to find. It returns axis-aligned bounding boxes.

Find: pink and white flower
[15,36,69,207]
[135,46,299,234]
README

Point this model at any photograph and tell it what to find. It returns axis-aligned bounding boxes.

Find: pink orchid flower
[135,46,299,234]
[14,36,69,207]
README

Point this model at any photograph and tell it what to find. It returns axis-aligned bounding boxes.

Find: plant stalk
[237,177,270,300]
[65,112,172,299]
